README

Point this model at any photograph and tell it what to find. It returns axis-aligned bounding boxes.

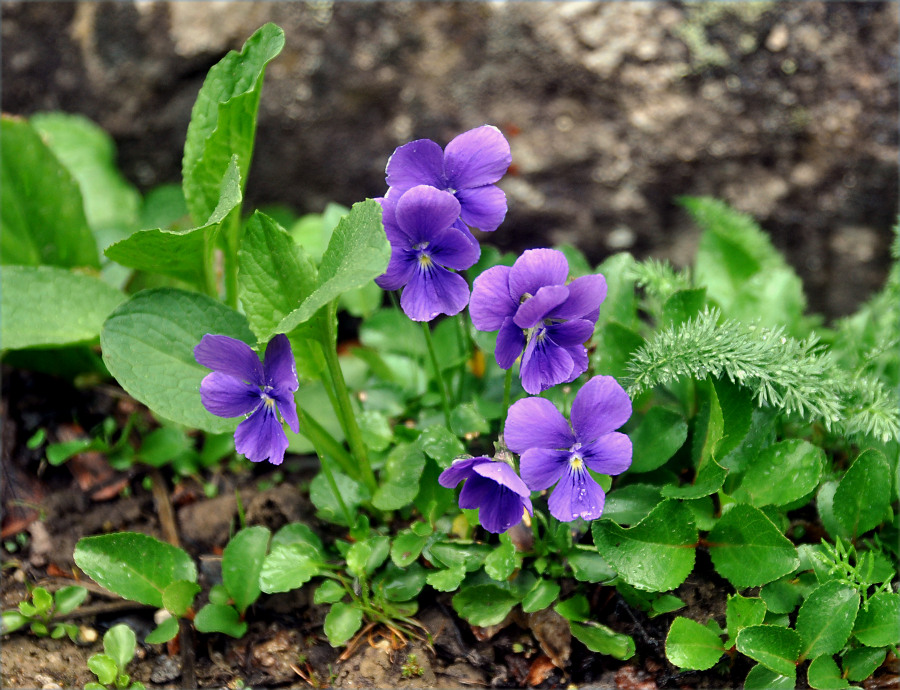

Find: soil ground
[0,366,796,690]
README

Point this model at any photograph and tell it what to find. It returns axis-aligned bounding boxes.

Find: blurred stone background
[3,1,897,319]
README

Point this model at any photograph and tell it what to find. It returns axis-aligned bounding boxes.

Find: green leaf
[628,407,688,473]
[88,654,118,686]
[651,594,685,617]
[314,580,346,605]
[796,581,860,660]
[309,471,370,526]
[138,427,193,468]
[417,425,465,470]
[602,484,662,525]
[592,499,697,592]
[359,308,426,358]
[346,536,390,578]
[733,439,824,507]
[104,624,136,673]
[2,611,29,635]
[105,158,242,286]
[759,575,809,614]
[161,580,200,618]
[452,585,519,627]
[290,202,349,262]
[736,625,800,677]
[101,288,255,433]
[30,113,140,242]
[568,550,616,583]
[74,533,197,608]
[425,565,466,592]
[258,543,321,593]
[271,522,325,562]
[182,23,285,225]
[390,529,430,568]
[708,504,799,588]
[1,115,98,268]
[426,542,491,572]
[595,253,638,329]
[193,603,248,638]
[521,579,561,614]
[663,288,708,326]
[725,594,767,647]
[833,449,892,537]
[238,210,319,343]
[32,587,52,615]
[665,617,725,670]
[807,654,850,690]
[450,403,491,437]
[144,617,179,645]
[842,647,886,682]
[484,538,519,581]
[684,196,805,330]
[744,663,795,690]
[554,594,590,623]
[375,562,426,602]
[372,443,426,511]
[222,525,270,615]
[853,592,900,647]
[277,200,391,333]
[324,602,363,647]
[571,622,635,660]
[1,266,125,350]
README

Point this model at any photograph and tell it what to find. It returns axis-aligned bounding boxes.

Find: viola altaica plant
[3,21,897,688]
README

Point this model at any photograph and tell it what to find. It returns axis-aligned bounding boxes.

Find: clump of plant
[85,624,145,690]
[1,585,86,641]
[3,20,897,688]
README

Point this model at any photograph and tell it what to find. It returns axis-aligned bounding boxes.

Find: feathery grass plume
[626,307,843,428]
[626,307,900,441]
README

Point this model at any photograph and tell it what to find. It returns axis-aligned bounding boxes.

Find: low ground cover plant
[2,22,897,688]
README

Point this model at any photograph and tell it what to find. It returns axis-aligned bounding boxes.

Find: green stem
[222,211,241,309]
[502,367,514,432]
[202,229,218,299]
[295,406,357,480]
[422,322,452,428]
[454,313,470,403]
[315,442,355,529]
[320,301,377,494]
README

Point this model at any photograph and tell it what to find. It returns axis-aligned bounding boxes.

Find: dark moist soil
[1,366,887,690]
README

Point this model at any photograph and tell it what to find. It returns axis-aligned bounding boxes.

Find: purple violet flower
[469,248,607,394]
[376,184,480,322]
[504,376,632,522]
[194,333,299,465]
[385,125,512,233]
[439,456,533,533]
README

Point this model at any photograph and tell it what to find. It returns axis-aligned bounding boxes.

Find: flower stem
[295,405,357,480]
[454,313,471,402]
[320,301,377,495]
[422,322,452,428]
[502,367,514,429]
[312,438,355,528]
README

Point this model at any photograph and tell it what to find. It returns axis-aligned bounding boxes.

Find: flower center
[569,443,584,471]
[261,393,277,410]
[413,241,433,269]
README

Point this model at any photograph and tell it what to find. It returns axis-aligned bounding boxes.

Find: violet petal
[513,285,570,329]
[504,397,574,453]
[394,185,461,245]
[549,273,608,321]
[570,375,633,443]
[455,185,508,233]
[548,467,606,522]
[200,372,262,418]
[519,447,570,491]
[470,265,516,331]
[234,404,290,465]
[581,432,633,476]
[508,248,569,301]
[438,456,483,488]
[443,125,512,189]
[194,334,264,385]
[520,332,575,395]
[471,459,531,497]
[264,334,299,393]
[385,139,445,192]
[376,249,417,291]
[429,226,481,271]
[400,264,470,322]
[495,317,526,369]
[478,488,528,533]
[544,319,594,347]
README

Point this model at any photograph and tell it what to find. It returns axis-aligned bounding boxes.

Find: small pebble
[79,626,98,643]
[150,655,183,684]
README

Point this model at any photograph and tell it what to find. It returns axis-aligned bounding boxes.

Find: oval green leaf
[592,499,697,592]
[708,503,799,588]
[744,663,795,690]
[629,407,688,473]
[665,617,724,670]
[1,266,125,350]
[223,525,270,615]
[852,591,900,647]
[324,602,363,647]
[74,533,196,608]
[103,623,136,672]
[162,580,201,618]
[571,622,635,660]
[144,616,179,645]
[258,543,321,594]
[736,625,800,677]
[807,654,850,690]
[193,603,247,638]
[88,654,118,686]
[733,439,824,507]
[100,288,256,433]
[452,584,519,627]
[796,580,859,660]
[833,449,892,537]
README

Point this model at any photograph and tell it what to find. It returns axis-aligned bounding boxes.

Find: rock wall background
[3,1,897,318]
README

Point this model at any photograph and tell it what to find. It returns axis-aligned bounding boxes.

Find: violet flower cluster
[470,248,608,394]
[376,125,512,322]
[195,334,299,465]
